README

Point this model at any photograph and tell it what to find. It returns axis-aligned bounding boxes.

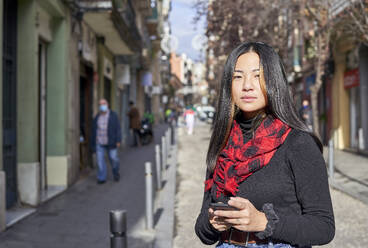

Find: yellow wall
[332,39,354,149]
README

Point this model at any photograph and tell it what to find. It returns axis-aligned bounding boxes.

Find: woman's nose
[242,77,253,90]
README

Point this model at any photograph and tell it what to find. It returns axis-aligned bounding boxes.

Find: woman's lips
[241,96,257,102]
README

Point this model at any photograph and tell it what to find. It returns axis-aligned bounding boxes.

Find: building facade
[0,0,169,231]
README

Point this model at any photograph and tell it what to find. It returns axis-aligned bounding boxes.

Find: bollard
[174,127,177,145]
[161,136,166,169]
[171,126,176,145]
[166,129,171,164]
[165,129,169,152]
[168,127,172,147]
[145,162,153,229]
[167,128,171,153]
[328,138,334,180]
[172,138,177,168]
[110,210,127,248]
[155,145,162,190]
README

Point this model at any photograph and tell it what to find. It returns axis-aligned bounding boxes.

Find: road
[0,124,168,248]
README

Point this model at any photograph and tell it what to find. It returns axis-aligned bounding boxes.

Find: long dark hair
[206,42,322,171]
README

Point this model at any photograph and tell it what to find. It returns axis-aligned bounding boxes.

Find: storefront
[344,68,361,150]
[359,45,368,153]
[79,22,97,169]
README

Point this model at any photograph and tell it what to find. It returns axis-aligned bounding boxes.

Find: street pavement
[173,122,368,248]
[1,121,367,248]
[0,123,170,248]
[323,147,368,205]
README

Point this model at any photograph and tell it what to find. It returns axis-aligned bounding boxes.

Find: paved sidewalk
[0,124,170,248]
[174,122,368,248]
[323,148,368,205]
[173,122,211,248]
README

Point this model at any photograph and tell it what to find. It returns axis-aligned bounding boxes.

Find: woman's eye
[254,74,260,78]
[233,75,242,79]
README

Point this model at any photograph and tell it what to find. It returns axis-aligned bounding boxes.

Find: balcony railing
[78,0,142,52]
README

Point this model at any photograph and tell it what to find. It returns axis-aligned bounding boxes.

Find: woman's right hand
[208,208,231,232]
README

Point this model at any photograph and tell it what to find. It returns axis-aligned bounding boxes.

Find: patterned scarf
[205,116,291,200]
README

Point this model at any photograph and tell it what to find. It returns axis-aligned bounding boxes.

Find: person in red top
[183,107,196,135]
[195,42,334,247]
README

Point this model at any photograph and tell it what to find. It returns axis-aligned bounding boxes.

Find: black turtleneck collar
[236,113,256,136]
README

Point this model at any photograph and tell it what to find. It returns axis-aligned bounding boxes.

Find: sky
[169,0,206,62]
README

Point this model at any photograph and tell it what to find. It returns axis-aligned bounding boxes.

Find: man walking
[91,99,122,184]
[127,101,141,147]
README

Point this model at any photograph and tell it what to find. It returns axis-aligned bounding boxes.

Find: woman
[195,42,334,248]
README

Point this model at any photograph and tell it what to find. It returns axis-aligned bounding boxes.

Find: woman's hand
[208,207,231,232]
[213,197,268,232]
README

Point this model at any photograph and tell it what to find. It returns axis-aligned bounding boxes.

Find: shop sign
[82,23,97,65]
[104,58,113,80]
[115,64,130,89]
[304,73,316,95]
[152,86,162,94]
[141,71,153,86]
[344,68,359,89]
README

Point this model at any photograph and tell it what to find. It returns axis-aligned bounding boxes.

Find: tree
[304,0,331,137]
[305,0,368,137]
[334,0,368,43]
[194,0,299,98]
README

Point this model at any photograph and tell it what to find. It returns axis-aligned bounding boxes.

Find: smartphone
[209,202,237,211]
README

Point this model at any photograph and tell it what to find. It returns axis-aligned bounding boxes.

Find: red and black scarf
[205,116,291,200]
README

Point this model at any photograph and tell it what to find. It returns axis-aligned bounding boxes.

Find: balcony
[79,0,142,54]
[146,5,159,37]
[134,0,152,18]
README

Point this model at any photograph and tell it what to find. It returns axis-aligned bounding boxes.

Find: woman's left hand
[213,197,268,232]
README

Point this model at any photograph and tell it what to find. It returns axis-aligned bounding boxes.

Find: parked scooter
[139,118,153,145]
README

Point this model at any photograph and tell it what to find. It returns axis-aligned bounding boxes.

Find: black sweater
[195,123,335,247]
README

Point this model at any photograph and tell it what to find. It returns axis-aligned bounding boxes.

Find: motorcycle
[139,118,154,145]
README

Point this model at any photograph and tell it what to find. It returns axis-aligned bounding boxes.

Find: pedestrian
[91,99,121,184]
[184,106,196,135]
[299,99,313,131]
[165,108,172,123]
[195,42,334,247]
[127,101,141,147]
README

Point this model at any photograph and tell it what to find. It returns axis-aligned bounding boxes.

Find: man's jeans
[96,144,120,181]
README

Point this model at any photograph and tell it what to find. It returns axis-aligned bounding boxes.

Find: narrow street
[1,0,368,247]
[0,124,169,248]
[174,122,368,248]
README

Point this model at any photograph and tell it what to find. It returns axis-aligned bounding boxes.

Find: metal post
[155,145,162,190]
[145,162,153,229]
[165,129,169,151]
[174,127,177,145]
[167,128,171,152]
[172,137,177,168]
[161,136,166,169]
[110,210,127,248]
[328,138,334,180]
[169,127,172,146]
[172,126,176,145]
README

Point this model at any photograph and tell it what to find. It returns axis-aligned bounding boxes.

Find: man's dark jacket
[91,111,122,153]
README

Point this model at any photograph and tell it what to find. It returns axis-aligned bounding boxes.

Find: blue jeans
[96,144,120,181]
[216,242,294,248]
